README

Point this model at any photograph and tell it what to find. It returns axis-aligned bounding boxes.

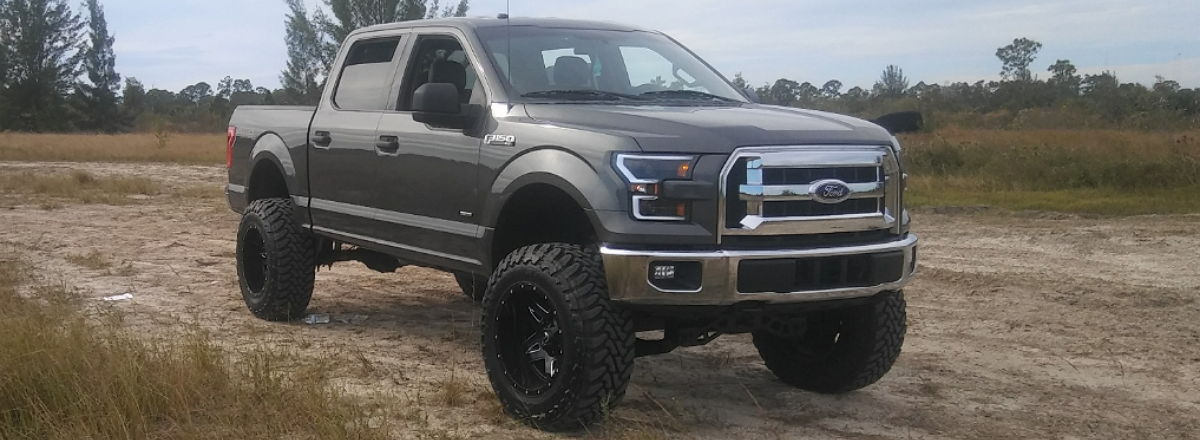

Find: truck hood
[522,103,893,154]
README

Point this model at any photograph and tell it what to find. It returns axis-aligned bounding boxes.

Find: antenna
[505,0,512,85]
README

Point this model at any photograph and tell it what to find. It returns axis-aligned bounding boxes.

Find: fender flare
[482,147,620,231]
[247,132,299,197]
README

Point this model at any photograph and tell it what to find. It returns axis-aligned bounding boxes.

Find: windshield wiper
[522,90,647,101]
[639,90,738,102]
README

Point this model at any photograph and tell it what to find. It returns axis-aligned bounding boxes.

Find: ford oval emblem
[810,179,853,204]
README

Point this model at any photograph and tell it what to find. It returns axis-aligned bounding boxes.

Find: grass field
[2,129,1197,215]
[0,132,224,165]
[0,254,389,440]
[899,129,1200,215]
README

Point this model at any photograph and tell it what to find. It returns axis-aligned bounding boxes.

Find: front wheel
[481,243,635,431]
[236,198,315,321]
[753,290,906,394]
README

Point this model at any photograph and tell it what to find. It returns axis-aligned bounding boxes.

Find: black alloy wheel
[494,281,564,396]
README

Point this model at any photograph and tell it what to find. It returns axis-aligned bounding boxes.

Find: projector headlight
[614,154,696,221]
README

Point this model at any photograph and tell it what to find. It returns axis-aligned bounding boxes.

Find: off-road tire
[454,272,486,302]
[236,198,315,321]
[753,290,906,394]
[481,243,635,432]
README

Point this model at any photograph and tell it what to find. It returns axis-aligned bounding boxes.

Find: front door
[373,32,486,268]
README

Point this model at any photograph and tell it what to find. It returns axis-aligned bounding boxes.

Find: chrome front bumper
[600,234,918,306]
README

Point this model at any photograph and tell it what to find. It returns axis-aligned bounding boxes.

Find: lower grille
[721,230,898,250]
[737,251,905,293]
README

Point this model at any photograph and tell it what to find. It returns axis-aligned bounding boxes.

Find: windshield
[477,26,748,104]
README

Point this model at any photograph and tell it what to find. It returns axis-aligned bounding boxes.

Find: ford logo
[810,179,853,204]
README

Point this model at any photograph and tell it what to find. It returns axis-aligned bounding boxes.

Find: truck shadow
[289,281,482,351]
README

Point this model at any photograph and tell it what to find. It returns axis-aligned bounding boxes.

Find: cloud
[102,0,1200,89]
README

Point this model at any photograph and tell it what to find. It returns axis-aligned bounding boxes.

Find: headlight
[614,154,696,221]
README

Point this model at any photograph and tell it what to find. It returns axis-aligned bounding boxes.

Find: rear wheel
[753,291,906,393]
[236,198,315,321]
[481,243,634,431]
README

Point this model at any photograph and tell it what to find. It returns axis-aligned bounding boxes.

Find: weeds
[0,255,389,440]
[901,129,1200,214]
[64,250,112,270]
[0,170,160,205]
[435,370,471,407]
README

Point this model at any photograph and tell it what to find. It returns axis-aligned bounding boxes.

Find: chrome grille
[721,146,901,237]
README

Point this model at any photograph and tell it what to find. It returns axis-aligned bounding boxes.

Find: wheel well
[491,184,596,268]
[247,160,290,202]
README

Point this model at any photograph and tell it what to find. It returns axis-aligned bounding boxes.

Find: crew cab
[225,17,917,431]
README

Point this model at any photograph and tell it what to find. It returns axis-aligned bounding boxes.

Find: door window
[400,35,481,110]
[333,38,401,111]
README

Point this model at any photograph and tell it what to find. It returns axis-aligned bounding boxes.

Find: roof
[352,16,649,36]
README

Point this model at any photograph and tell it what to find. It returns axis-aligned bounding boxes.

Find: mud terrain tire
[753,290,906,394]
[481,243,635,431]
[236,198,315,321]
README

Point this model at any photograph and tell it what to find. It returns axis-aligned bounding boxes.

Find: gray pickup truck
[225,16,917,431]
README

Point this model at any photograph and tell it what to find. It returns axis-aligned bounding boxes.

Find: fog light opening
[647,261,702,292]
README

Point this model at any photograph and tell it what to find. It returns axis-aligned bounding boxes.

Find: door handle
[312,131,332,147]
[375,135,400,153]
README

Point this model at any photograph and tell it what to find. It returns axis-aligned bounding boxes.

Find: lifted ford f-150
[225,17,917,431]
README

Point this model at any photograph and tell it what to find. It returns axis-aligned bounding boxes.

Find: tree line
[734,38,1200,130]
[0,0,467,133]
[0,1,1196,133]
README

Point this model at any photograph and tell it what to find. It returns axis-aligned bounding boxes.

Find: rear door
[308,33,409,237]
[373,30,489,269]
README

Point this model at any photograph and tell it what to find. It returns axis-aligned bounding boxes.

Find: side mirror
[413,83,466,128]
[871,111,924,134]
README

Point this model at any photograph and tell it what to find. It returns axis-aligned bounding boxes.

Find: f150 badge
[484,134,516,147]
[811,179,852,204]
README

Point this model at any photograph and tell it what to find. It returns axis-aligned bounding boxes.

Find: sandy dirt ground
[2,161,1198,439]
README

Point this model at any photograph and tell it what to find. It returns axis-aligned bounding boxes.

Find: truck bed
[225,105,316,214]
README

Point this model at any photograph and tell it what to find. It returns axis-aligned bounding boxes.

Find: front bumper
[601,234,917,306]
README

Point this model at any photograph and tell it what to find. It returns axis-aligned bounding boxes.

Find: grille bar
[720,146,900,237]
[740,181,885,202]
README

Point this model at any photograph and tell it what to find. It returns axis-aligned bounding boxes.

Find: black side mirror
[413,83,467,128]
[871,111,924,134]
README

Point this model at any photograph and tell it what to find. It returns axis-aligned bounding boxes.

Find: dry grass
[0,132,224,165]
[0,170,160,205]
[434,371,471,408]
[64,250,112,270]
[0,255,389,440]
[4,129,1199,215]
[900,129,1200,214]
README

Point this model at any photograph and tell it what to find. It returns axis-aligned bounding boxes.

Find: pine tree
[281,0,325,105]
[0,0,8,91]
[0,0,83,131]
[314,0,470,68]
[74,0,123,132]
[874,65,908,98]
[451,0,468,17]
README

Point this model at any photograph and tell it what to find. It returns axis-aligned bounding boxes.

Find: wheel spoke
[496,281,565,393]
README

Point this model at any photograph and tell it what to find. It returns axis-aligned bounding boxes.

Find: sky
[104,0,1200,92]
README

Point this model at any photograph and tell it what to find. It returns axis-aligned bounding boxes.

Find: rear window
[334,39,401,111]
